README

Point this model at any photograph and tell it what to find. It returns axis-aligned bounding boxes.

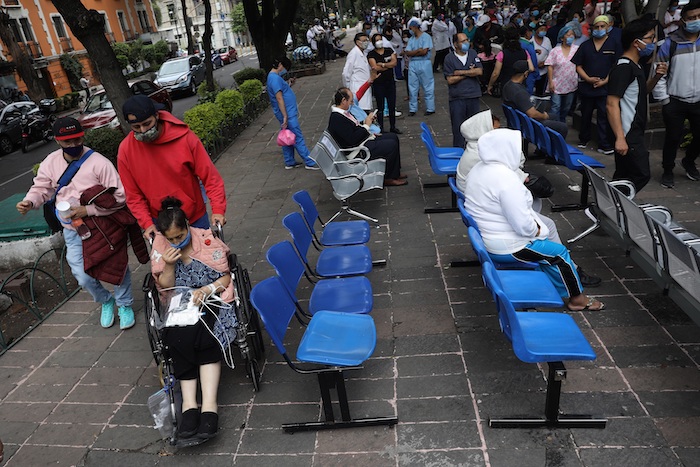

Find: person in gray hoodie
[464,128,604,309]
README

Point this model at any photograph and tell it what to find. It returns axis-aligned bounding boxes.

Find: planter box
[293,62,326,78]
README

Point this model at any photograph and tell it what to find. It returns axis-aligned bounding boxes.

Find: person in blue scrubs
[404,18,436,116]
[266,56,319,169]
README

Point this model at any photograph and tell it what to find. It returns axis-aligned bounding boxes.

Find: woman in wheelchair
[150,197,236,441]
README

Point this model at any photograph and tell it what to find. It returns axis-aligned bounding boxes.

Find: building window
[8,19,23,41]
[167,4,176,21]
[19,18,35,42]
[52,16,68,38]
[137,10,151,32]
[117,11,127,33]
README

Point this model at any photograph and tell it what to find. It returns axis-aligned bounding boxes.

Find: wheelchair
[142,248,265,446]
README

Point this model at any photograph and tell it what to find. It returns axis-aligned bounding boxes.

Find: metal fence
[206,95,270,162]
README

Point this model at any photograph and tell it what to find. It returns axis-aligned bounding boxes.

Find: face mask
[63,145,83,158]
[573,17,581,23]
[169,228,191,249]
[378,17,385,25]
[592,29,606,38]
[279,68,287,78]
[373,41,382,48]
[565,36,574,45]
[134,122,160,142]
[358,41,368,50]
[607,26,613,33]
[532,11,539,17]
[637,40,655,57]
[403,38,409,44]
[529,22,536,29]
[685,19,700,34]
[409,29,415,37]
[516,18,523,26]
[670,7,678,12]
[537,30,547,38]
[461,42,470,52]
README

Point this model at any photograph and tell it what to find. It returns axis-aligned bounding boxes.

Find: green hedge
[238,79,263,105]
[233,67,266,85]
[83,127,126,165]
[197,81,221,104]
[215,89,244,119]
[183,102,226,147]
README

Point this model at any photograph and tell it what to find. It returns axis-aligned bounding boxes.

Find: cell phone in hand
[371,109,378,117]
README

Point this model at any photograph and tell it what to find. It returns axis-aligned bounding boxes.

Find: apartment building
[0,0,157,98]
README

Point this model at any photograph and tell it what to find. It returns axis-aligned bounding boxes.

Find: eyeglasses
[640,34,656,42]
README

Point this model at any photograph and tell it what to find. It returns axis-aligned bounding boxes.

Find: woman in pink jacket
[150,197,235,442]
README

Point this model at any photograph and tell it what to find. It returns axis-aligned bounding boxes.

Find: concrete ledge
[0,232,64,271]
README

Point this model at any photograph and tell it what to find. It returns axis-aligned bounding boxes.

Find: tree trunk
[241,0,300,71]
[0,10,47,100]
[52,0,132,133]
[202,0,214,91]
[180,0,195,55]
[621,1,639,23]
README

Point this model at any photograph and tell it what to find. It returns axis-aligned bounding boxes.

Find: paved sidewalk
[1,56,699,466]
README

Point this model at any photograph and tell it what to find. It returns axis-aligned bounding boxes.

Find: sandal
[567,297,605,312]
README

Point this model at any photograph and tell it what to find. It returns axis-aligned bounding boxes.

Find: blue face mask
[461,42,470,52]
[279,68,287,78]
[529,22,537,29]
[637,40,655,57]
[532,10,539,17]
[537,30,547,38]
[409,28,415,37]
[685,19,700,34]
[592,29,607,38]
[169,228,191,249]
[607,26,613,33]
[565,36,574,45]
[516,18,523,26]
[670,6,678,12]
[63,145,83,158]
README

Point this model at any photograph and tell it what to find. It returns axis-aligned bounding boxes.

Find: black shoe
[682,159,700,181]
[529,149,546,160]
[661,171,675,188]
[197,412,219,440]
[577,267,601,288]
[390,128,403,134]
[408,112,416,117]
[424,111,435,116]
[179,408,200,439]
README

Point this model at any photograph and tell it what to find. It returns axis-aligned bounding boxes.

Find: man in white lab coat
[342,32,373,112]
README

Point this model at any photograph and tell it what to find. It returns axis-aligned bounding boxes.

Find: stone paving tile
[4,383,73,403]
[64,384,133,404]
[233,454,312,467]
[7,445,87,467]
[237,428,316,455]
[91,425,162,451]
[44,403,117,424]
[397,395,475,423]
[314,453,397,467]
[674,448,700,467]
[622,367,700,391]
[637,391,700,418]
[397,421,482,451]
[0,420,39,444]
[579,446,683,466]
[571,417,667,447]
[82,450,160,466]
[656,417,700,447]
[25,422,103,447]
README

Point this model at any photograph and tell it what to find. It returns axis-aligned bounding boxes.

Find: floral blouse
[545,44,579,95]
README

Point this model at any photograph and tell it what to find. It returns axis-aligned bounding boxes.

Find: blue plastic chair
[470,227,564,310]
[420,123,463,158]
[292,190,370,247]
[283,212,373,278]
[483,265,606,429]
[249,276,397,432]
[502,104,520,131]
[530,119,552,156]
[420,132,461,214]
[514,109,535,144]
[448,176,465,201]
[546,127,605,212]
[266,241,373,316]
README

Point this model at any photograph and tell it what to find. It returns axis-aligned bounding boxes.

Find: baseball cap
[476,14,491,27]
[122,95,165,124]
[513,60,529,74]
[53,117,84,141]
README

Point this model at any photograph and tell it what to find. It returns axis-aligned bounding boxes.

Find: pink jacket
[24,148,125,231]
[150,227,235,303]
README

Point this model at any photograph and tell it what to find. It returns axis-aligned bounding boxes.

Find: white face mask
[358,41,369,50]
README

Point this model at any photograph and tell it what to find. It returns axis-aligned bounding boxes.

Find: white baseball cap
[476,14,491,27]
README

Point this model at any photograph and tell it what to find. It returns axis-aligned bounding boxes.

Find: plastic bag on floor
[148,387,174,439]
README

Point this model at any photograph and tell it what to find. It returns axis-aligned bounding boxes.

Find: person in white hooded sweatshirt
[464,128,605,311]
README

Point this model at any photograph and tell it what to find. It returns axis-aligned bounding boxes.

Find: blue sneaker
[118,306,135,330]
[101,297,115,328]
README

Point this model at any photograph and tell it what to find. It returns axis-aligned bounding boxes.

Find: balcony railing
[18,41,43,59]
[3,0,20,6]
[123,29,134,41]
[58,36,73,53]
[105,31,116,44]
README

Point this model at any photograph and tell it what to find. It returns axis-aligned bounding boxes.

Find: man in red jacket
[117,95,227,239]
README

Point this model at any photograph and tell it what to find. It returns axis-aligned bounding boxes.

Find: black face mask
[63,145,83,158]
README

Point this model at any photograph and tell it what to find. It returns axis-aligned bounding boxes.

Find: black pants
[433,48,450,72]
[534,74,548,97]
[613,127,650,192]
[449,97,481,148]
[365,133,401,179]
[662,97,700,171]
[579,94,611,149]
[372,80,397,132]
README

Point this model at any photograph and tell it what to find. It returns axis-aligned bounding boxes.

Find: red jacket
[117,111,227,230]
[80,185,150,285]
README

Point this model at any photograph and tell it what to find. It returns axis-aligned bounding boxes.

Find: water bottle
[71,218,92,240]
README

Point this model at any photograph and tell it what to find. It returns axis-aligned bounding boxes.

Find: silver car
[153,56,206,97]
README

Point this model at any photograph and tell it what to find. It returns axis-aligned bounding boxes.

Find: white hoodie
[464,128,549,255]
[456,110,528,193]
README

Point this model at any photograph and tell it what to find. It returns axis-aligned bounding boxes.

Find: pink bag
[277,129,296,146]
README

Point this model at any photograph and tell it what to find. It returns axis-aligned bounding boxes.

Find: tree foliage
[59,54,84,92]
[230,2,248,34]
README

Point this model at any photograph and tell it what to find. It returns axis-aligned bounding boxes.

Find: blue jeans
[550,92,575,123]
[408,60,435,113]
[64,228,133,306]
[489,239,582,298]
[282,116,314,167]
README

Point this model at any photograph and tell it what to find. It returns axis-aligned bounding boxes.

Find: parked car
[217,46,238,64]
[77,79,172,132]
[0,100,41,155]
[153,55,206,97]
